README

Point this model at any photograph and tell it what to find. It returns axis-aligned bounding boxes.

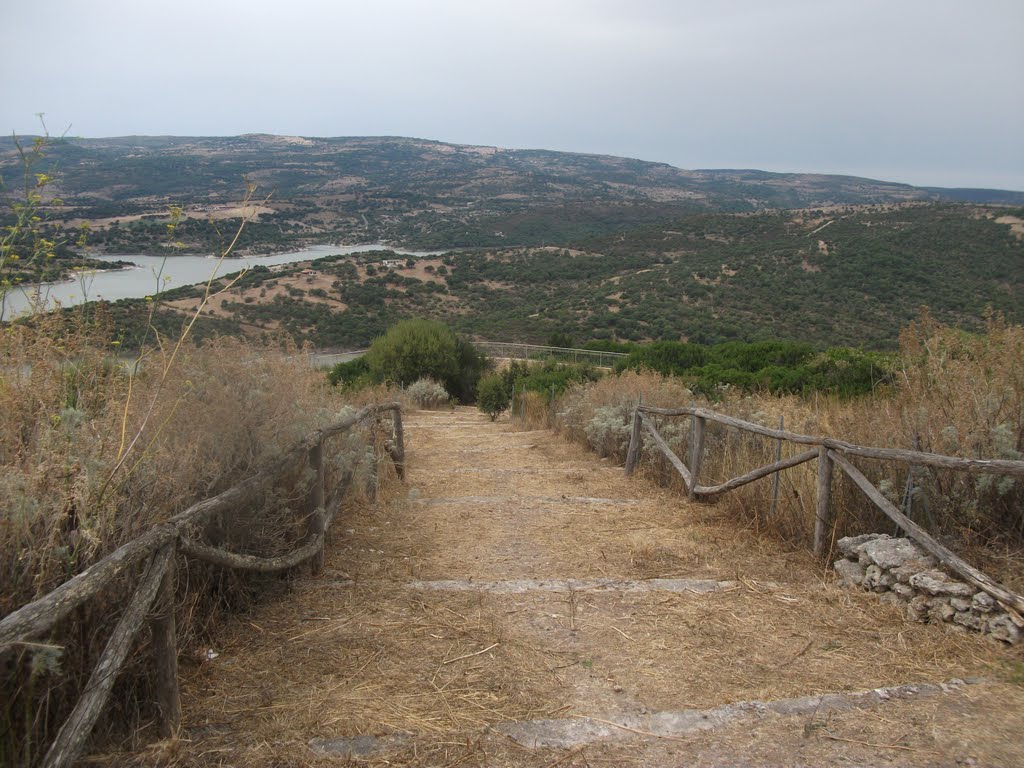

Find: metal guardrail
[307,349,369,369]
[306,342,629,370]
[473,342,628,368]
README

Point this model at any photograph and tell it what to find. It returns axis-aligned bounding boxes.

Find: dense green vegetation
[61,202,1022,355]
[503,358,602,401]
[616,340,895,398]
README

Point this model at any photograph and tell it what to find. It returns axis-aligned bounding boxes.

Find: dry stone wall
[833,534,1021,645]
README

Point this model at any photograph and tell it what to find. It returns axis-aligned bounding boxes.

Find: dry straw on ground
[102,407,1022,768]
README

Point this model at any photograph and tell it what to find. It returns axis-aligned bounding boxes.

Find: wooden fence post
[769,414,784,518]
[392,408,405,480]
[41,545,173,768]
[150,549,180,737]
[625,409,643,476]
[814,445,833,556]
[308,439,325,575]
[688,415,706,499]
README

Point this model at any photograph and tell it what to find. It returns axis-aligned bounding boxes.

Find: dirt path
[161,408,1023,767]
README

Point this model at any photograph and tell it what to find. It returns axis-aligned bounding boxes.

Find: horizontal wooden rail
[638,405,1024,477]
[625,403,1024,617]
[696,448,819,497]
[0,525,177,648]
[178,531,326,572]
[0,401,404,768]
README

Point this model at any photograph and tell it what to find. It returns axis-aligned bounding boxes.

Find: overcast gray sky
[3,0,1022,190]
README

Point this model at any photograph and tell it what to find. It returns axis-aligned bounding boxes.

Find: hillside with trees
[2,135,1022,351]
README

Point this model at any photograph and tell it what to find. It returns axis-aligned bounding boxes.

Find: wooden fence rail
[0,402,405,768]
[624,404,1024,616]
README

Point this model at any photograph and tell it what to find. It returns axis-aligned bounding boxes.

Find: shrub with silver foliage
[406,377,451,409]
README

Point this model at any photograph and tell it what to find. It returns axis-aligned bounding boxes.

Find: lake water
[2,244,444,318]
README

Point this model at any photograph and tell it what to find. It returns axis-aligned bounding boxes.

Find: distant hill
[2,134,1021,216]
[2,134,1022,351]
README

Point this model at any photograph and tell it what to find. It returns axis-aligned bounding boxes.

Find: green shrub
[477,374,511,420]
[347,319,489,403]
[615,339,893,398]
[505,358,601,402]
[328,356,372,389]
[449,336,490,404]
[365,319,460,388]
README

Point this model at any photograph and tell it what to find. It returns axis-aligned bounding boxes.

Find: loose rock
[910,570,975,599]
[838,533,885,559]
[971,592,995,614]
[988,614,1022,645]
[860,537,924,570]
[833,559,865,588]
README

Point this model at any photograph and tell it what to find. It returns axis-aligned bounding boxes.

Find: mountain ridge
[3,134,1021,209]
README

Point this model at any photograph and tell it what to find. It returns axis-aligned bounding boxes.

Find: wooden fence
[625,404,1024,616]
[0,402,405,768]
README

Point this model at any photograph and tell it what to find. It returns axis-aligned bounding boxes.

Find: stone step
[308,679,980,757]
[411,495,639,506]
[407,577,737,595]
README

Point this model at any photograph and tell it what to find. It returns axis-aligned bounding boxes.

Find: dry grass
[0,309,394,764]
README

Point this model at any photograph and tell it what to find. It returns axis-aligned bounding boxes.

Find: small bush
[477,374,511,421]
[328,356,372,389]
[365,318,458,387]
[506,358,601,402]
[406,377,450,409]
[351,319,489,403]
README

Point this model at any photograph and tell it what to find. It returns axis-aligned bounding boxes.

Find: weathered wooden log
[308,440,326,575]
[829,450,1024,614]
[688,415,706,500]
[316,402,400,442]
[638,406,1024,477]
[624,410,643,476]
[178,533,325,573]
[823,440,1024,477]
[814,446,834,556]
[0,525,176,647]
[165,473,267,527]
[392,408,406,480]
[770,415,785,518]
[149,550,180,738]
[640,411,692,490]
[694,448,818,497]
[41,544,173,768]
